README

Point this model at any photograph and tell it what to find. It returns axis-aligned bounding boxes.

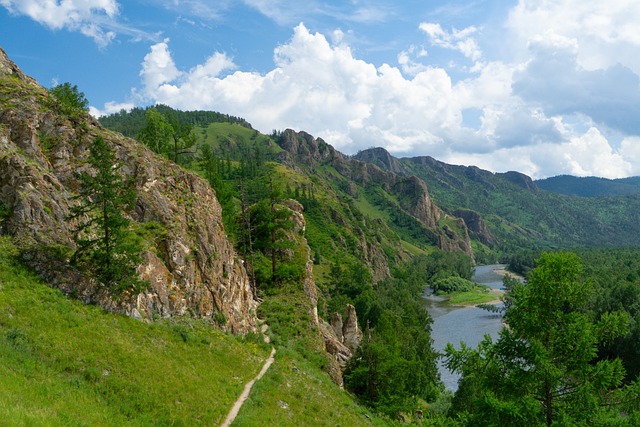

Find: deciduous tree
[446,251,632,426]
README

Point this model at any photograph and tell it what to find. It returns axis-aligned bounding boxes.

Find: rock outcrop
[281,198,359,387]
[330,304,363,353]
[454,209,498,247]
[341,304,363,353]
[279,131,474,260]
[500,170,538,192]
[0,48,257,333]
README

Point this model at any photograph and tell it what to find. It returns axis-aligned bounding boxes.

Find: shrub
[432,276,476,294]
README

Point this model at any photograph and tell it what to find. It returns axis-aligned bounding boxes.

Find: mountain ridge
[536,174,640,197]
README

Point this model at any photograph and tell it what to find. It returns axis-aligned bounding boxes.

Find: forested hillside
[354,148,640,257]
[536,174,640,197]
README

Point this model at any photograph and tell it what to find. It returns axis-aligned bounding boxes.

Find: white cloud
[447,127,631,179]
[397,45,429,76]
[512,36,640,135]
[1,0,119,46]
[139,39,183,95]
[113,2,640,179]
[620,137,640,175]
[506,0,640,74]
[419,22,482,62]
[89,101,135,117]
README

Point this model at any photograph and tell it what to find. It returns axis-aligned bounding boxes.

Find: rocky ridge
[0,48,257,333]
[279,130,473,259]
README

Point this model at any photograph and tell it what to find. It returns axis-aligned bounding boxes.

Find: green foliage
[344,257,441,417]
[576,247,640,381]
[69,136,146,296]
[99,104,252,138]
[0,200,10,233]
[137,107,173,156]
[48,82,89,119]
[389,152,640,254]
[432,276,477,294]
[537,174,640,197]
[424,251,474,284]
[446,251,635,426]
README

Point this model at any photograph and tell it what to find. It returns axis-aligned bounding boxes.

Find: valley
[1,47,639,425]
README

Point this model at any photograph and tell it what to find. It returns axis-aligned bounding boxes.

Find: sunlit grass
[0,237,269,426]
[446,286,502,306]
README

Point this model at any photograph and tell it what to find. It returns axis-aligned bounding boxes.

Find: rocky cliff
[279,131,473,259]
[279,198,362,387]
[0,48,257,333]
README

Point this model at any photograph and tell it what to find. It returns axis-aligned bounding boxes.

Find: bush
[48,82,89,119]
[432,276,476,294]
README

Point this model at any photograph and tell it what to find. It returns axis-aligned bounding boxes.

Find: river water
[424,265,507,392]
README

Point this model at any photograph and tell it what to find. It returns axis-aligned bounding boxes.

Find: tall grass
[0,237,269,426]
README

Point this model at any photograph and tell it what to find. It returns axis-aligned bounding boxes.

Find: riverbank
[446,286,504,307]
[491,265,525,281]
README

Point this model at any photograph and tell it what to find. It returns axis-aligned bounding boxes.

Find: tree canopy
[445,251,637,426]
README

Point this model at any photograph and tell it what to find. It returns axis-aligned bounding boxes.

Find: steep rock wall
[0,48,257,333]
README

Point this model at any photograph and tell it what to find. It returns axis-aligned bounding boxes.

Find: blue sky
[2,0,640,179]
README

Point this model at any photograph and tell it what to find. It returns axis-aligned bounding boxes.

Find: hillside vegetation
[536,174,640,197]
[3,44,640,425]
[354,148,640,257]
[0,236,392,426]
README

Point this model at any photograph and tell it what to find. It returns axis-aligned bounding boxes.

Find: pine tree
[69,136,146,296]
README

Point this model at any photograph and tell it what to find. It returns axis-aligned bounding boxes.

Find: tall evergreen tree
[69,136,146,296]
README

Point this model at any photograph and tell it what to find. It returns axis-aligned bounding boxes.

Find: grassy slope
[233,284,388,427]
[0,236,271,426]
[0,236,388,426]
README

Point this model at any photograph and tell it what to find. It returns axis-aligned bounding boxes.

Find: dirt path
[220,346,276,427]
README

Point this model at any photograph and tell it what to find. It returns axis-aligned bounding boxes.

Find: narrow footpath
[220,346,276,427]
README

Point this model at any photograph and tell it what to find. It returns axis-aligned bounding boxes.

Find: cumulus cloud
[135,23,487,155]
[1,0,119,46]
[507,0,640,74]
[419,22,482,62]
[447,127,630,179]
[397,45,429,76]
[512,36,640,135]
[104,1,640,179]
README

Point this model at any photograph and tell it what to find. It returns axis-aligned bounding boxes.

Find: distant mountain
[354,148,640,254]
[536,175,640,197]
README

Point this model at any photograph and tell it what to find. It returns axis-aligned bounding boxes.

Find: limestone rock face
[282,200,362,387]
[331,312,344,343]
[342,304,363,353]
[0,48,257,333]
[393,176,441,228]
[454,209,498,247]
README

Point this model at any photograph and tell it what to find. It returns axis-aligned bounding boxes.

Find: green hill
[0,236,386,426]
[536,174,640,197]
[354,148,640,256]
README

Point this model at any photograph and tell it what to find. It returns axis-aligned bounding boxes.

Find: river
[424,265,507,392]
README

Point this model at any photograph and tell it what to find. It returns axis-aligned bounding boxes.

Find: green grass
[232,351,387,427]
[0,237,269,426]
[446,286,501,306]
[233,282,389,426]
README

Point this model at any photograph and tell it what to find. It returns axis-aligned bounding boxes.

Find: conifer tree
[69,136,146,296]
